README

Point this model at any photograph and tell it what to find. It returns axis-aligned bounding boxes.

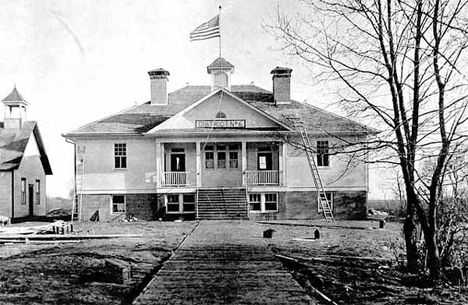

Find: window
[114,143,127,169]
[249,193,278,213]
[229,151,238,169]
[166,194,196,213]
[217,146,226,169]
[205,145,214,169]
[112,195,126,213]
[183,194,196,212]
[21,178,26,205]
[205,143,240,170]
[258,153,272,170]
[213,72,228,88]
[167,194,180,212]
[216,111,227,118]
[318,192,333,212]
[249,194,261,211]
[265,193,278,211]
[317,141,329,167]
[35,180,40,205]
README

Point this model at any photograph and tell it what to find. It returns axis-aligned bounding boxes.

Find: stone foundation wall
[333,191,367,220]
[249,190,367,221]
[80,193,159,222]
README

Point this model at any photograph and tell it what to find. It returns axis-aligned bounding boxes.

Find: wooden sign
[195,120,246,129]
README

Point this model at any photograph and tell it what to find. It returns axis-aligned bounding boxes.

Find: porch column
[155,140,162,187]
[196,141,202,187]
[242,140,247,186]
[279,142,284,186]
[282,143,287,186]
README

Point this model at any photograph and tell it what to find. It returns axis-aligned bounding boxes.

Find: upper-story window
[114,143,127,169]
[317,140,329,167]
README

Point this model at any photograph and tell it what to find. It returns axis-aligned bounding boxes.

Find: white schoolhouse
[63,57,373,221]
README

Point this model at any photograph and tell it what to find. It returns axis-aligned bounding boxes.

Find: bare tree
[269,0,468,280]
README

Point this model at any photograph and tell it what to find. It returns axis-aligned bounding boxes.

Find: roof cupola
[2,86,28,130]
[207,57,234,91]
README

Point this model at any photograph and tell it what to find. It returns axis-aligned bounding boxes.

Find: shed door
[28,184,34,217]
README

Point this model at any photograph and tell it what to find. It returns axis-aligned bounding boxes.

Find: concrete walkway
[134,221,314,304]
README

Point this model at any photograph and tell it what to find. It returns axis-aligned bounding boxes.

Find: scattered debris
[368,209,389,217]
[0,215,11,227]
[263,229,275,238]
[46,208,72,221]
[105,259,131,284]
[123,214,140,222]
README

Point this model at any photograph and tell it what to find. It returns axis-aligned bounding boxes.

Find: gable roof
[64,84,375,137]
[0,121,53,174]
[147,89,292,133]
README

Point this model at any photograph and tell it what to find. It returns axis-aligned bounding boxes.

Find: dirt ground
[0,219,467,305]
[0,221,197,305]
[261,219,468,305]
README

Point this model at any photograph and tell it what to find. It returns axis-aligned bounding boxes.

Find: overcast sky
[0,0,389,199]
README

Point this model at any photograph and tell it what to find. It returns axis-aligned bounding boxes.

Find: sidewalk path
[134,221,314,304]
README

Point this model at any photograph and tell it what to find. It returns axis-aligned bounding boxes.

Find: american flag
[190,15,220,41]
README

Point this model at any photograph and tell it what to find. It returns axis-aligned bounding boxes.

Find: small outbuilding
[0,87,52,220]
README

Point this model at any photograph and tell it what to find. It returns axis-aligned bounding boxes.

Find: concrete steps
[197,188,249,220]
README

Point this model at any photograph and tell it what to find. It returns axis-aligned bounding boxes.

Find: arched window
[213,72,228,88]
[216,111,227,118]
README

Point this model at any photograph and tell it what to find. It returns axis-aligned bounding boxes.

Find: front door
[171,154,185,172]
[28,184,34,217]
[170,153,186,185]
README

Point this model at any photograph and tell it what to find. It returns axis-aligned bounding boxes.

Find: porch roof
[63,85,375,137]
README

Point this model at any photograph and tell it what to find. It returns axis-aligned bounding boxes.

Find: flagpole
[219,5,222,58]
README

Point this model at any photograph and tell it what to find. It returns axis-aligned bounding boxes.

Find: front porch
[156,141,285,188]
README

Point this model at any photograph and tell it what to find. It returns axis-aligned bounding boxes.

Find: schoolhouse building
[63,57,373,222]
[0,87,52,220]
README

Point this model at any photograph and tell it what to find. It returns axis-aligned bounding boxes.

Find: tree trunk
[424,228,442,281]
[403,192,420,272]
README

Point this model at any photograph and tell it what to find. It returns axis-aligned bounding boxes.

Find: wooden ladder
[287,116,334,221]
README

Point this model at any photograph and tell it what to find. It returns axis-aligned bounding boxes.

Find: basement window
[249,193,278,213]
[166,194,196,214]
[183,194,196,212]
[167,194,180,212]
[111,195,126,213]
[265,193,278,211]
[249,194,261,211]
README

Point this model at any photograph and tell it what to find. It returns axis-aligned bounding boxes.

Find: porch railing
[162,171,193,187]
[245,170,281,186]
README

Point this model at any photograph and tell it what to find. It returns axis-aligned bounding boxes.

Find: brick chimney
[271,67,293,105]
[148,69,170,105]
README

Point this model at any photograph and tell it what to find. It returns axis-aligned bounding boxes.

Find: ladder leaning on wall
[286,116,334,222]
